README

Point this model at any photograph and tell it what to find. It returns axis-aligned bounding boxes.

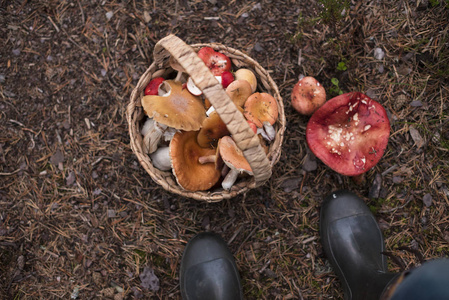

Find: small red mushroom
[306,92,390,176]
[219,71,234,88]
[144,77,165,96]
[197,47,232,76]
[291,76,326,115]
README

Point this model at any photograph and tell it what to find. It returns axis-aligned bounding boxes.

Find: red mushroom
[291,76,326,115]
[306,92,390,176]
[144,77,165,96]
[197,47,232,76]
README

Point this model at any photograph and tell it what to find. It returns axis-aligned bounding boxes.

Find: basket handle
[152,34,272,187]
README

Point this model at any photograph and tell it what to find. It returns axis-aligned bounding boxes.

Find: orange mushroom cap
[291,76,326,116]
[141,80,206,131]
[226,80,253,107]
[197,110,230,148]
[219,136,252,174]
[170,131,221,191]
[197,106,244,148]
[244,93,279,128]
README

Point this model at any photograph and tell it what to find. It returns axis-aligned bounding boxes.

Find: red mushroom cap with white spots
[306,92,390,176]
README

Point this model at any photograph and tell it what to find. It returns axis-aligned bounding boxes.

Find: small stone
[0,74,5,83]
[107,209,116,218]
[12,48,21,56]
[374,48,385,60]
[66,171,76,186]
[50,149,64,166]
[369,173,382,199]
[143,11,152,23]
[423,193,432,207]
[392,176,403,184]
[106,11,114,20]
[254,42,264,52]
[378,64,384,73]
[302,154,317,172]
[263,268,277,278]
[365,89,377,99]
[410,100,423,107]
[280,177,300,193]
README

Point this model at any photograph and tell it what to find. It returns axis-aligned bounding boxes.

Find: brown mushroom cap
[244,93,279,128]
[197,110,230,148]
[219,136,252,174]
[170,131,221,191]
[226,80,253,107]
[197,107,244,148]
[141,80,206,131]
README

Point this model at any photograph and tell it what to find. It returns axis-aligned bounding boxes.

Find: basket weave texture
[127,35,285,202]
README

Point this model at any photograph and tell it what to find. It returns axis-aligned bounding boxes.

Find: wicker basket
[127,35,285,202]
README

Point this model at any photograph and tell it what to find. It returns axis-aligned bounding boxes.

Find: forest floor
[1,0,449,299]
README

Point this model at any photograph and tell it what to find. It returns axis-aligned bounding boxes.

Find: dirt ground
[1,0,449,299]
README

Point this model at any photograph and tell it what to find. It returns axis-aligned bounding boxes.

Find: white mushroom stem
[149,146,171,171]
[222,169,239,191]
[163,127,178,142]
[198,155,216,164]
[257,121,276,141]
[221,164,230,177]
[175,71,184,82]
[141,118,170,154]
[206,106,215,116]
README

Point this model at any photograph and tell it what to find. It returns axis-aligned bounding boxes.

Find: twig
[236,225,260,253]
[0,169,21,176]
[47,16,60,33]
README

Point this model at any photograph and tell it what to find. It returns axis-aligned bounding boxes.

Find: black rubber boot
[180,232,243,300]
[386,259,449,300]
[320,190,398,300]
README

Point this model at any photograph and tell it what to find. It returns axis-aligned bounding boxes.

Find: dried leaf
[409,126,425,148]
[66,171,76,186]
[423,193,432,207]
[50,149,64,166]
[140,267,160,292]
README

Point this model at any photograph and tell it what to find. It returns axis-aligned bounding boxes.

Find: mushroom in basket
[141,80,206,154]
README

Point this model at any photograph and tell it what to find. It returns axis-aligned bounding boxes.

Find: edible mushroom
[144,77,165,96]
[149,146,171,171]
[306,92,390,176]
[244,93,279,128]
[218,136,253,190]
[141,118,176,154]
[170,131,221,191]
[226,80,253,107]
[141,80,206,131]
[197,110,230,148]
[291,76,326,115]
[234,68,257,93]
[206,80,252,116]
[197,47,232,76]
